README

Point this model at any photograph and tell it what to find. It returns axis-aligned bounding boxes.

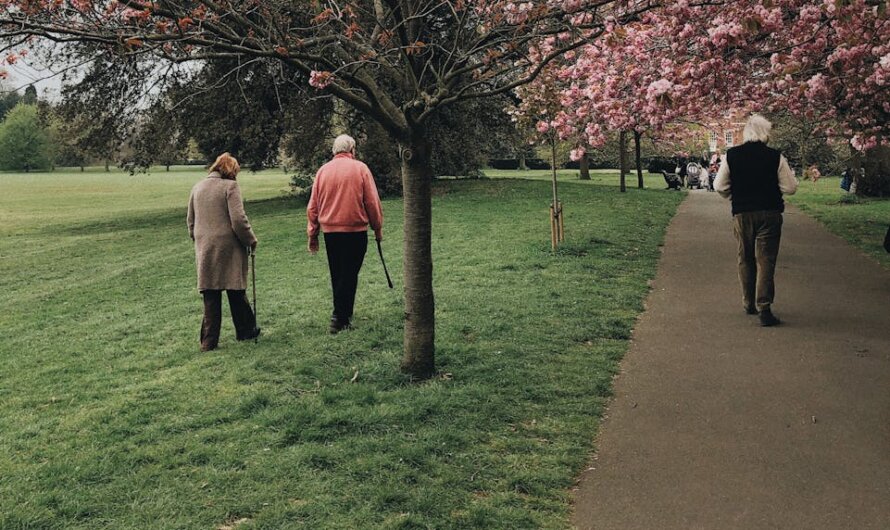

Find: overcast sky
[4,58,66,101]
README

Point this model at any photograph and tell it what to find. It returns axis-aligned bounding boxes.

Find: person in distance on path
[307,134,384,334]
[187,152,260,351]
[714,114,799,327]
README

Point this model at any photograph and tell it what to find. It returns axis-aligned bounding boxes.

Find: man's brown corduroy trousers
[732,210,783,312]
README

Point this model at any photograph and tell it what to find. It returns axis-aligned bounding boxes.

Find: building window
[724,130,734,147]
[709,131,718,151]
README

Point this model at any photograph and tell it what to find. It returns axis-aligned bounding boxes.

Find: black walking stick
[249,247,258,343]
[376,239,394,289]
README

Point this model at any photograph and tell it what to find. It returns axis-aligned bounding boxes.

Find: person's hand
[308,235,319,255]
[250,240,258,252]
[375,229,383,242]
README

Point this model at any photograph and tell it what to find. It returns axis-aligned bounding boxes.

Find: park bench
[661,170,683,190]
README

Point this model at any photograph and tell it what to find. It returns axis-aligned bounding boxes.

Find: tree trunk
[518,150,527,171]
[619,131,628,193]
[634,131,644,189]
[80,166,85,172]
[105,160,110,172]
[166,164,171,172]
[800,143,808,180]
[399,135,436,380]
[579,152,590,180]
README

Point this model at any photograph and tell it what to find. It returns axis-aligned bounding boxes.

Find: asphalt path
[572,190,890,529]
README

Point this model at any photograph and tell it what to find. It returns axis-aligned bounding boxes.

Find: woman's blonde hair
[210,152,241,180]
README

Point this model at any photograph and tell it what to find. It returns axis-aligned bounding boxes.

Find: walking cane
[376,239,394,289]
[249,246,258,343]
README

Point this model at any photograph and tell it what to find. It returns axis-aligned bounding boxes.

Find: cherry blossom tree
[518,0,888,193]
[633,0,889,150]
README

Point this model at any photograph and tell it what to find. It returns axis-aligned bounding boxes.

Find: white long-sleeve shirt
[714,153,798,200]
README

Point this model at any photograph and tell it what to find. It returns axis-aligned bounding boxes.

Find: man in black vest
[714,114,799,326]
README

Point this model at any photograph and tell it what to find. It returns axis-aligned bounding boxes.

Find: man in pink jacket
[307,134,384,333]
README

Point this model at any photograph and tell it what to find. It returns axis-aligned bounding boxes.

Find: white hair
[743,114,772,144]
[332,134,356,155]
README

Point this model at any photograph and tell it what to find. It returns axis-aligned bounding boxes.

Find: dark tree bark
[579,151,590,180]
[634,131,644,189]
[619,130,628,193]
[399,135,435,379]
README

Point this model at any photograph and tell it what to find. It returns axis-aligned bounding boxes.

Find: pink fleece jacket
[307,153,384,239]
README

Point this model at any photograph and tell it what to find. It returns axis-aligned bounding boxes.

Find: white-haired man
[714,114,799,326]
[307,134,384,333]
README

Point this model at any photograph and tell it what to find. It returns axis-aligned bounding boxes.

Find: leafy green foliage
[0,103,51,171]
[0,169,682,529]
[127,100,188,171]
[164,59,332,171]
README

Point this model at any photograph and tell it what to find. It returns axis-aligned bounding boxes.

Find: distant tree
[57,57,146,170]
[164,60,302,171]
[0,82,20,120]
[22,84,37,104]
[128,100,187,171]
[0,103,51,171]
[44,110,90,170]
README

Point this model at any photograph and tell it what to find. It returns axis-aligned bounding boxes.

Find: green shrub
[286,172,314,201]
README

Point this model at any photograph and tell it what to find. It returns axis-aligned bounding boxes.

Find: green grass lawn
[0,168,683,529]
[786,177,890,269]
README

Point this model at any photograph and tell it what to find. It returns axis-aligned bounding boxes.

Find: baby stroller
[686,162,703,189]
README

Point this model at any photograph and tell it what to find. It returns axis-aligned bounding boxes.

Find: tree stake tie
[377,239,394,289]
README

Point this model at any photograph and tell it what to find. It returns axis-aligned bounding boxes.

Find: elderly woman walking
[307,134,384,334]
[187,153,260,351]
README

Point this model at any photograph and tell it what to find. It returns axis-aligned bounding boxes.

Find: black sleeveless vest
[726,142,784,215]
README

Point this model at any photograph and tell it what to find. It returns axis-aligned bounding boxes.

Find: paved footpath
[572,191,890,529]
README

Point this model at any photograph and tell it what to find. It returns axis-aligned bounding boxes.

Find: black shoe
[238,327,261,341]
[745,306,758,315]
[329,319,351,334]
[759,310,781,327]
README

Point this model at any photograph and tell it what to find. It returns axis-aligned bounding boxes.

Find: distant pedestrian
[840,167,852,192]
[714,114,799,326]
[307,135,384,334]
[187,153,260,351]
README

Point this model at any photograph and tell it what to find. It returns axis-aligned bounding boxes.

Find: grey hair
[332,134,356,155]
[743,114,772,144]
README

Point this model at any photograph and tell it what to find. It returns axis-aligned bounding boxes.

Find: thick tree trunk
[518,150,527,171]
[399,136,436,379]
[634,131,644,189]
[619,131,628,193]
[579,152,590,180]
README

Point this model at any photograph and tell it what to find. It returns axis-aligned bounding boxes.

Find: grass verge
[786,177,889,269]
[0,170,683,529]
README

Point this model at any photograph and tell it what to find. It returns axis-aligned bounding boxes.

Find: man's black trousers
[324,231,368,324]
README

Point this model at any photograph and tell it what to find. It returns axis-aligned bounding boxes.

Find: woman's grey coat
[187,172,257,290]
